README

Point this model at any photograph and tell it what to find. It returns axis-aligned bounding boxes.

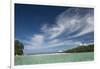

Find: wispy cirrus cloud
[21,7,94,54]
[41,8,94,40]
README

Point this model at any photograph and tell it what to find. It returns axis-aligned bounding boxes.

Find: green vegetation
[15,40,24,55]
[63,44,94,53]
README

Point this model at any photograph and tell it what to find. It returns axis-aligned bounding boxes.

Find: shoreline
[15,52,94,57]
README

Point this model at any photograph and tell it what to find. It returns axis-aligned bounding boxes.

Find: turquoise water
[15,52,94,65]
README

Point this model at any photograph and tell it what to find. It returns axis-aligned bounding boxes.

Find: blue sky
[15,4,94,54]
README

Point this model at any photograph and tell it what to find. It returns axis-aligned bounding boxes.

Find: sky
[15,4,94,54]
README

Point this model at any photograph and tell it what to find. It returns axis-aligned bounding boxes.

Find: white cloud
[48,39,60,44]
[46,40,82,48]
[70,14,94,38]
[23,34,45,49]
[32,34,44,44]
[41,8,94,40]
[41,23,64,39]
[56,8,94,39]
[23,8,94,54]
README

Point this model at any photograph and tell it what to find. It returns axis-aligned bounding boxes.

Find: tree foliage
[15,40,24,55]
[63,44,94,53]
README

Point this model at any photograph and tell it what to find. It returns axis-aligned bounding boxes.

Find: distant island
[63,44,94,53]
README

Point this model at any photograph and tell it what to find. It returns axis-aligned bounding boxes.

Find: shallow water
[15,52,94,65]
